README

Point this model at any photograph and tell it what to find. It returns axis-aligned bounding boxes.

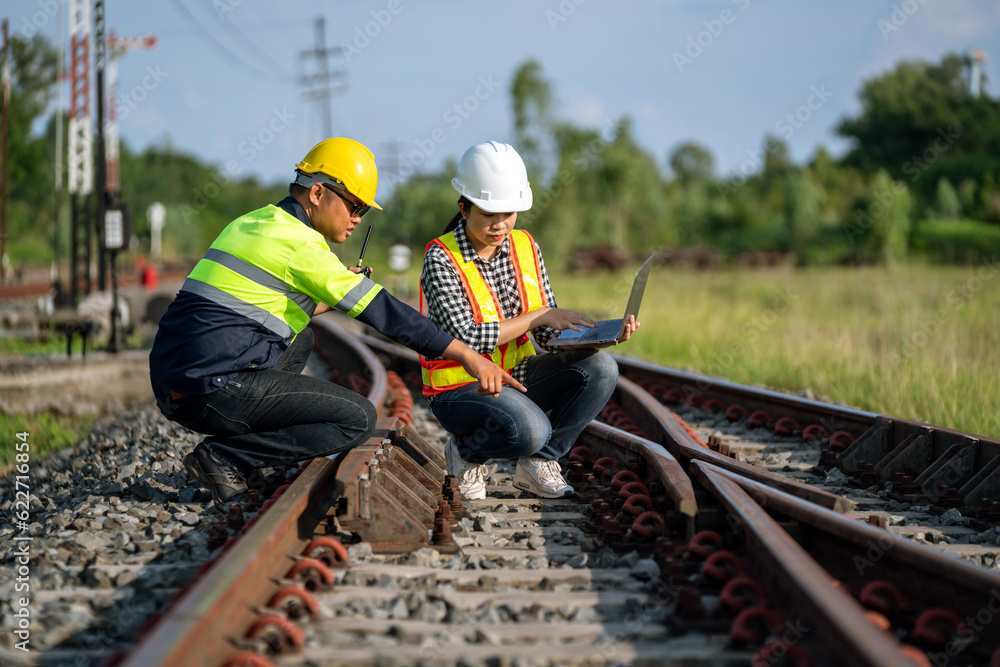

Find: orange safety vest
[420,229,548,395]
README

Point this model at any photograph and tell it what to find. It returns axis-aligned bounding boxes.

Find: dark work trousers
[153,327,377,473]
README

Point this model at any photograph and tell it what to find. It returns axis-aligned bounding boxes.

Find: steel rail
[690,461,916,667]
[701,461,1000,664]
[616,356,879,434]
[616,356,1000,510]
[121,317,389,667]
[615,375,852,513]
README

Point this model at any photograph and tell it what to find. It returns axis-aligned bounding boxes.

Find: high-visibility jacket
[150,198,386,394]
[420,229,548,395]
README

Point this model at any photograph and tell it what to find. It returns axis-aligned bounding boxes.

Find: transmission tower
[298,16,346,138]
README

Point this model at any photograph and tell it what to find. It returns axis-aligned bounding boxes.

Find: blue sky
[9,0,1000,196]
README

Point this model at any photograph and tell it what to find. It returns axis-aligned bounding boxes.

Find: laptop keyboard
[573,319,622,342]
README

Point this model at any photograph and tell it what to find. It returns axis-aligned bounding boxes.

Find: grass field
[2,257,997,467]
[552,258,1000,439]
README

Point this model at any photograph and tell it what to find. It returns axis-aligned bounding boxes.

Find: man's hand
[442,340,527,397]
[348,266,373,278]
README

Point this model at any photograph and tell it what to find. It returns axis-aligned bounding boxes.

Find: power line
[167,0,284,80]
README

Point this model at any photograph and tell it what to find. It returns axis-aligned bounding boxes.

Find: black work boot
[183,445,248,509]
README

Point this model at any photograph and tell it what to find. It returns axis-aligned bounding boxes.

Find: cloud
[562,90,606,126]
[922,1,1000,40]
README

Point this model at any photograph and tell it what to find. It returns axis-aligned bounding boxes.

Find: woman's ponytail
[442,197,472,235]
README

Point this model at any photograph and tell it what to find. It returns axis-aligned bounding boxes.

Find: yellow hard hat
[295,137,382,210]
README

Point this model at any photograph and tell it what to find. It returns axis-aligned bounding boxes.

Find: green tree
[5,33,59,265]
[785,172,822,264]
[845,170,912,263]
[668,141,714,184]
[381,161,458,248]
[837,53,1000,199]
[510,60,554,180]
[933,177,962,219]
[957,178,978,215]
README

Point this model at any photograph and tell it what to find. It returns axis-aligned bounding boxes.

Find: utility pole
[1,19,10,285]
[68,0,94,306]
[103,30,155,353]
[94,0,107,291]
[54,1,65,295]
[298,16,346,138]
[105,30,156,200]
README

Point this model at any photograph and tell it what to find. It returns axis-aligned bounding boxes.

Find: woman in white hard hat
[418,141,639,499]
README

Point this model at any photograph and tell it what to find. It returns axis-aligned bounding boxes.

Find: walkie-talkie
[356,225,373,278]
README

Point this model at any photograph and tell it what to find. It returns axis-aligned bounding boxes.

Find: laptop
[547,254,654,348]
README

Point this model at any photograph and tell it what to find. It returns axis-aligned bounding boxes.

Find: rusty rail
[616,357,1000,513]
[690,461,920,667]
[121,317,388,667]
[701,462,1000,665]
[614,375,852,513]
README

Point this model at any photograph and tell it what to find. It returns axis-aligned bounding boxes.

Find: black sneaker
[183,446,249,509]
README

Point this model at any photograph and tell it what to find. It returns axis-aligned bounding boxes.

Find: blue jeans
[428,349,618,464]
[152,327,377,473]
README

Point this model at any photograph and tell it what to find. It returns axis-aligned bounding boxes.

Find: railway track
[115,316,1000,667]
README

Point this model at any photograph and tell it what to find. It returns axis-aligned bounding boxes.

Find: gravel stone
[473,513,494,532]
[175,511,200,526]
[616,551,640,569]
[348,542,374,563]
[406,548,442,568]
[630,558,661,581]
[939,508,964,526]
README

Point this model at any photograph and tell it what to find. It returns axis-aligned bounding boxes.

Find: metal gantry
[67,0,94,305]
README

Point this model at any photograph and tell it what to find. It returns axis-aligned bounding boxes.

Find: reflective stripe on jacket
[184,204,382,340]
[420,229,547,395]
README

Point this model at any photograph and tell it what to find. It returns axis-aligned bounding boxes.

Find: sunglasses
[323,183,371,218]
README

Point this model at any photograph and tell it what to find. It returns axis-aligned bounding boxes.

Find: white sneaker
[445,437,487,500]
[513,458,574,498]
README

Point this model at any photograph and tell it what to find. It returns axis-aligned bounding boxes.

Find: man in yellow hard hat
[149,137,525,509]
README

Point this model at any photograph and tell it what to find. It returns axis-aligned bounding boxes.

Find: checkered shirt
[420,222,558,384]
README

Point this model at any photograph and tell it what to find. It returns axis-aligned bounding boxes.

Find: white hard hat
[452,141,533,213]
